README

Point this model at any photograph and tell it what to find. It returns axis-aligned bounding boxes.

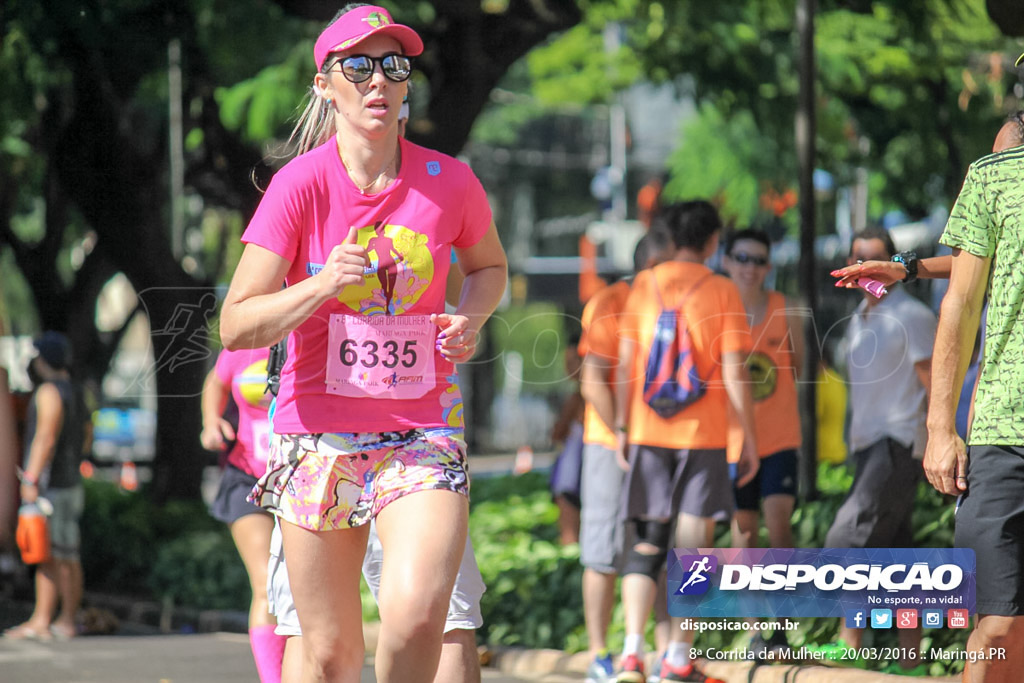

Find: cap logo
[363,12,392,29]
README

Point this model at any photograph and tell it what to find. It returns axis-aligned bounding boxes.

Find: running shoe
[616,653,646,683]
[586,651,615,683]
[658,660,725,683]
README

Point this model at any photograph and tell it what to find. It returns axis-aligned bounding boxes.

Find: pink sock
[249,624,286,683]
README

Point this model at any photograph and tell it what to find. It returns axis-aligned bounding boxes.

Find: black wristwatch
[891,251,918,284]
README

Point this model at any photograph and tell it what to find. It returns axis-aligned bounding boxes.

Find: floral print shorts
[248,428,469,531]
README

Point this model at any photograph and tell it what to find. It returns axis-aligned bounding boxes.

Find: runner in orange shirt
[721,229,803,548]
[578,229,673,683]
[722,228,804,658]
[613,201,758,683]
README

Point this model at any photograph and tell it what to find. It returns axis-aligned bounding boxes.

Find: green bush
[81,479,223,596]
[149,531,251,610]
[470,472,584,649]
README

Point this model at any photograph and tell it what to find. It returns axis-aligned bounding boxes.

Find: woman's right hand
[200,418,235,451]
[317,236,369,299]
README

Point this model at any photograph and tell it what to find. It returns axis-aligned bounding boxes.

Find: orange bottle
[16,503,50,565]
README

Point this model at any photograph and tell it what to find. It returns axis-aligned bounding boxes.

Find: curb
[701,661,959,682]
[73,594,962,683]
[81,591,249,635]
[487,647,590,676]
[487,648,960,682]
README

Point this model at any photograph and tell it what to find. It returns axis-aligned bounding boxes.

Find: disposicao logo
[676,555,718,596]
[668,548,976,619]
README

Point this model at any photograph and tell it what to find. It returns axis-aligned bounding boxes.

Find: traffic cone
[120,462,139,491]
[79,460,95,479]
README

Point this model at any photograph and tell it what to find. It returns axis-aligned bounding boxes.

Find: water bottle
[16,502,51,565]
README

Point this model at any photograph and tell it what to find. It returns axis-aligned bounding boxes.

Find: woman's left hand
[831,260,905,289]
[431,313,478,363]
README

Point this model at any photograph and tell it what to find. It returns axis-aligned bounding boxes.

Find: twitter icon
[871,609,893,629]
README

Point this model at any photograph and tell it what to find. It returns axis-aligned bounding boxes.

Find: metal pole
[796,0,819,501]
[604,22,628,221]
[168,39,185,262]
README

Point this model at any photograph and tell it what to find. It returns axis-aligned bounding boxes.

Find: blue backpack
[642,271,712,418]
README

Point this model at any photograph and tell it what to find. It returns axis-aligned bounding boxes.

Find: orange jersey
[621,262,752,450]
[750,291,801,455]
[727,292,802,462]
[578,280,631,449]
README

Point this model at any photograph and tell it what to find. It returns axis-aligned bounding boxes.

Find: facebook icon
[845,609,866,629]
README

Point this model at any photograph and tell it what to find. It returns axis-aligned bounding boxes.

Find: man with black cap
[3,332,87,641]
[923,52,1024,681]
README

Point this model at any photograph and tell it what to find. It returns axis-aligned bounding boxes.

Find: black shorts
[955,444,1024,616]
[210,463,271,525]
[824,438,919,548]
[731,449,798,511]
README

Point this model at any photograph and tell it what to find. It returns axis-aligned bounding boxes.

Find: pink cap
[314,6,423,70]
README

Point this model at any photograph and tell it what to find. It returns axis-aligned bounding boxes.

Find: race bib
[325,313,436,399]
[252,419,272,464]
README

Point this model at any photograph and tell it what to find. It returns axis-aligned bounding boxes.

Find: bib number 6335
[326,313,435,399]
[338,339,418,369]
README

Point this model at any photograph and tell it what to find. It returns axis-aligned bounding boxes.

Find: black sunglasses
[729,252,769,266]
[328,54,412,83]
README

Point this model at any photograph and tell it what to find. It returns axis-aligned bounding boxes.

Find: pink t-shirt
[241,137,492,434]
[214,347,273,477]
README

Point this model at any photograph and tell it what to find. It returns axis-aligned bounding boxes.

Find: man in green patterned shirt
[926,95,1024,679]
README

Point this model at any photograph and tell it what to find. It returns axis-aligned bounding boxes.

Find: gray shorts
[621,445,733,523]
[825,438,919,548]
[45,485,84,560]
[268,519,484,636]
[580,444,625,573]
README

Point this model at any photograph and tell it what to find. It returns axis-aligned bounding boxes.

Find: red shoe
[615,653,646,683]
[658,659,724,683]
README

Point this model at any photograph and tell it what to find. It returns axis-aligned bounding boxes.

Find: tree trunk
[136,286,217,501]
[50,41,213,502]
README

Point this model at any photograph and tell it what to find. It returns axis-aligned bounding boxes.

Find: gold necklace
[339,142,399,195]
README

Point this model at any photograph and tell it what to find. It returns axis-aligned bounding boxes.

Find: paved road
[0,631,583,683]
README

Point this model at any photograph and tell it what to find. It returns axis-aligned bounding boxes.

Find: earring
[325,98,333,106]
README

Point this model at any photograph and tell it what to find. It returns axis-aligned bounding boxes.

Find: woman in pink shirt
[219,5,507,683]
[200,347,284,682]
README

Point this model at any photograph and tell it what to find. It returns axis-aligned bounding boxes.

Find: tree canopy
[504,0,1020,225]
[0,0,579,500]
